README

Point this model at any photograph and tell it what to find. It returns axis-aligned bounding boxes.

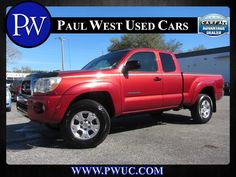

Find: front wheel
[61,99,111,148]
[191,94,213,124]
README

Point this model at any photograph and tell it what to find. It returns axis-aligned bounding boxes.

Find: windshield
[82,50,129,70]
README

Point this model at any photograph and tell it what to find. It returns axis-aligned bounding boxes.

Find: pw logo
[6,1,51,48]
[12,14,47,36]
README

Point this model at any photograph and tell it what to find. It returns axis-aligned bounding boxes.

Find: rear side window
[159,53,176,72]
[127,52,157,72]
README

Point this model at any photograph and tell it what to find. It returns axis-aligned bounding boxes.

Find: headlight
[34,77,61,93]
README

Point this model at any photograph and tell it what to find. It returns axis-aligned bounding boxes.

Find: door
[159,52,182,107]
[121,51,163,113]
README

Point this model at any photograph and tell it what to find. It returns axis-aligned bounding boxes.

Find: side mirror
[123,60,141,72]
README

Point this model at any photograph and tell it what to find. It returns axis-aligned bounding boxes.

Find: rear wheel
[61,99,111,148]
[191,94,213,124]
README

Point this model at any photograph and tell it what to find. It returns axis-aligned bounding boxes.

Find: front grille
[21,80,31,95]
[17,101,28,112]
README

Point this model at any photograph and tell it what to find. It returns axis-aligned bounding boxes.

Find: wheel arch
[191,85,216,112]
[68,91,116,118]
[199,87,216,112]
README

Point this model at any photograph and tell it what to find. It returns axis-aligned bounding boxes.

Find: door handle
[154,77,162,81]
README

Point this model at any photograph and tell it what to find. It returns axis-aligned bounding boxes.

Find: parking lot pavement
[6,96,230,164]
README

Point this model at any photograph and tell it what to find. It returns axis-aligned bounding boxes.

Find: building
[6,72,30,87]
[176,46,230,94]
[6,72,30,79]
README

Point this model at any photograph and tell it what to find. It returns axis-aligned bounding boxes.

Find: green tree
[13,66,31,73]
[107,34,182,53]
[31,70,48,73]
[188,45,206,52]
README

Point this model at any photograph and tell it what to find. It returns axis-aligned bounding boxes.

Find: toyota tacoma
[17,48,224,148]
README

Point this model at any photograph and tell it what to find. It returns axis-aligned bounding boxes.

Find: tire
[61,99,111,148]
[6,107,11,112]
[45,123,60,131]
[191,94,213,124]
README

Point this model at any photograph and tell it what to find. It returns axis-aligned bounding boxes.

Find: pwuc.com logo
[6,1,51,48]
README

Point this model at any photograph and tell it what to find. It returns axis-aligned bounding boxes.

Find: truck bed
[182,73,224,106]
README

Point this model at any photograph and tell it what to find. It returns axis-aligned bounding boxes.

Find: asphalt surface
[6,96,230,164]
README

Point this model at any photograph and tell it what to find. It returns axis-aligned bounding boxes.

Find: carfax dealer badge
[198,13,229,37]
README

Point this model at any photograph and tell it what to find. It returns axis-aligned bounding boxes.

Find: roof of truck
[110,48,172,54]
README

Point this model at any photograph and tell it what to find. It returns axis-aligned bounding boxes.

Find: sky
[7,6,230,71]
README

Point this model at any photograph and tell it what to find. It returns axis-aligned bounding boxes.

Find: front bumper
[27,95,62,124]
[17,93,75,124]
[27,94,76,124]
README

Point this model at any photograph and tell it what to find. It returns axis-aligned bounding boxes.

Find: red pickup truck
[17,48,223,148]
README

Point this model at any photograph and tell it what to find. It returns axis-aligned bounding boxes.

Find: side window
[159,53,176,72]
[127,52,157,72]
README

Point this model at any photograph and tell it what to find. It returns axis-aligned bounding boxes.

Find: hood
[57,70,109,78]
